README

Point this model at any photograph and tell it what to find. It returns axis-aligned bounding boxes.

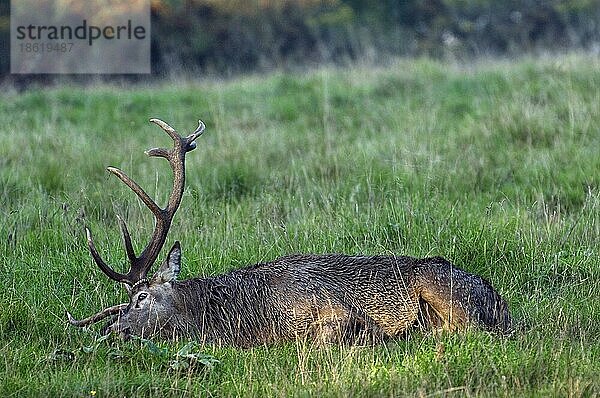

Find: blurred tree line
[1,0,599,78]
[148,0,600,75]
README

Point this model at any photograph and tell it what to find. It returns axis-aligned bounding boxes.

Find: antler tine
[86,227,129,283]
[187,120,206,145]
[107,167,162,217]
[149,118,179,142]
[116,215,136,264]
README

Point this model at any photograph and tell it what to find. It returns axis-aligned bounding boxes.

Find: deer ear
[152,241,181,283]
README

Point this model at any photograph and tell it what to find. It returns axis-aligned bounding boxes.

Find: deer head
[66,118,204,338]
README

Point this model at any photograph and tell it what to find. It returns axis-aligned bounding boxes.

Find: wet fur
[108,254,511,347]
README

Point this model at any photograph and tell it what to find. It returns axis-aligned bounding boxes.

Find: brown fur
[100,252,511,346]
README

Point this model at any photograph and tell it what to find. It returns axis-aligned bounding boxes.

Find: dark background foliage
[1,0,599,79]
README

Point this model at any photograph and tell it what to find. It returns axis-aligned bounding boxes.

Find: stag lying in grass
[67,118,512,347]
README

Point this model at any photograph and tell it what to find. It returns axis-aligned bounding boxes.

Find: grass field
[1,54,599,397]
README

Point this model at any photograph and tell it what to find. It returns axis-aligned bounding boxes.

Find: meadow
[0,55,598,397]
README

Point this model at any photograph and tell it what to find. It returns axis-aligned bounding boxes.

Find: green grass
[1,54,599,397]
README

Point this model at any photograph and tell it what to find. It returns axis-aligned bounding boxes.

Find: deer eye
[137,292,148,301]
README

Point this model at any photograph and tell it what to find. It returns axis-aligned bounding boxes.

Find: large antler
[86,118,205,286]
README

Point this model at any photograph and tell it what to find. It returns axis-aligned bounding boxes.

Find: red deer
[67,118,511,347]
